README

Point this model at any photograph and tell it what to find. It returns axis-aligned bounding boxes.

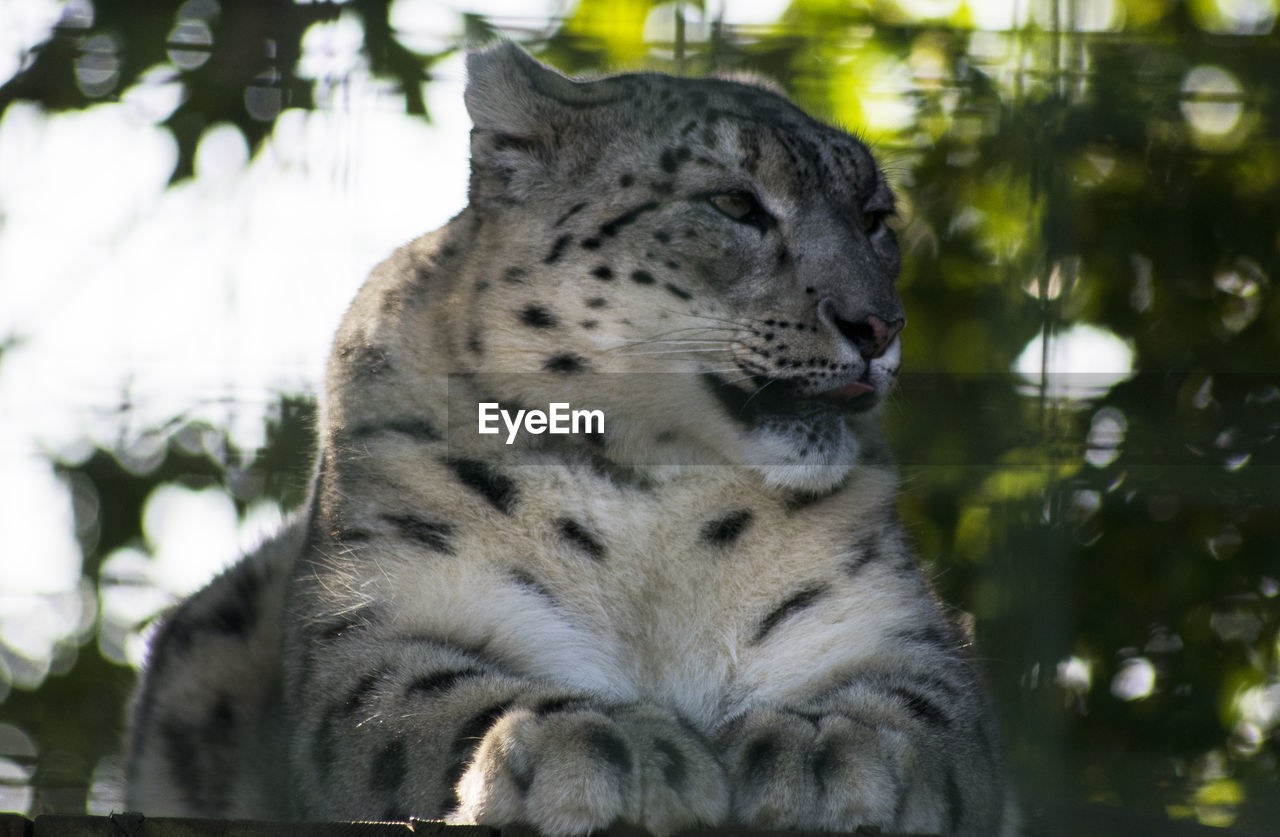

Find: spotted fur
[126,43,1013,836]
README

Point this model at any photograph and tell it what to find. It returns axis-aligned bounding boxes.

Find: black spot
[586,297,609,308]
[534,696,593,717]
[509,567,558,604]
[509,761,534,795]
[467,329,484,354]
[446,457,518,515]
[653,229,671,244]
[588,729,632,774]
[370,739,407,793]
[663,282,693,301]
[785,483,844,512]
[701,509,753,546]
[580,320,599,329]
[503,266,527,283]
[811,739,842,797]
[554,201,588,227]
[619,173,635,187]
[171,565,259,646]
[382,514,455,554]
[659,147,684,173]
[845,534,883,576]
[751,583,830,645]
[581,237,602,250]
[348,417,442,442]
[491,133,539,154]
[452,700,516,757]
[205,696,232,734]
[544,234,572,264]
[742,735,780,791]
[544,354,584,373]
[555,517,606,561]
[653,738,688,791]
[382,807,409,823]
[406,668,485,699]
[160,720,204,804]
[592,265,614,280]
[344,670,385,716]
[631,270,655,285]
[599,202,658,237]
[889,687,952,728]
[521,304,557,328]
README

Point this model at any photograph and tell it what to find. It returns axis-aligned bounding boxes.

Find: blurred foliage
[2,0,1279,833]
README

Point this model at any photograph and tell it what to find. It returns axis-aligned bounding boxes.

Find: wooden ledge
[0,814,927,837]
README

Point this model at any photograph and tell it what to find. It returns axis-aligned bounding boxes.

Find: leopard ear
[464,42,579,136]
[464,43,622,202]
[464,43,568,201]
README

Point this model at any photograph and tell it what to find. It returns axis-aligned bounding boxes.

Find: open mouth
[701,371,879,426]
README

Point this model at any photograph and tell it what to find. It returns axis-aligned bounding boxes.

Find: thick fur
[126,43,1012,836]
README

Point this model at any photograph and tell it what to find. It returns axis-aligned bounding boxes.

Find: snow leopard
[125,42,1014,836]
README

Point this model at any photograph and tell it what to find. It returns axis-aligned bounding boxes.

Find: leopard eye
[863,211,884,234]
[710,192,759,221]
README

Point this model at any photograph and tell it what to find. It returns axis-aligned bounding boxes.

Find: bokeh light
[1013,323,1136,401]
[1112,657,1157,701]
[1180,65,1249,151]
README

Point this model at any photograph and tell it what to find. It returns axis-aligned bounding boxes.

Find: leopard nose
[832,312,904,360]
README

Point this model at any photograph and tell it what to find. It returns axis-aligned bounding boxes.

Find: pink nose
[834,313,904,360]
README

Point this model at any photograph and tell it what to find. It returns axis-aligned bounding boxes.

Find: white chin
[746,419,860,493]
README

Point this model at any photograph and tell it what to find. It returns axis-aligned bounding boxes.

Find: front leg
[288,634,727,836]
[717,661,1004,836]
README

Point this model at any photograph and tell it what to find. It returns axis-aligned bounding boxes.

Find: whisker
[603,329,739,347]
[617,340,732,347]
[681,312,762,331]
[641,307,760,334]
[619,331,741,343]
[742,376,784,410]
[617,349,735,356]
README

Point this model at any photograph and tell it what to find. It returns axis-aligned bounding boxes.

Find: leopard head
[457,44,903,493]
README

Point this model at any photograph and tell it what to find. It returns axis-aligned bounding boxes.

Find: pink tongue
[820,380,875,400]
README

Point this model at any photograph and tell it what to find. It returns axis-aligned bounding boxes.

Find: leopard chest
[376,466,895,730]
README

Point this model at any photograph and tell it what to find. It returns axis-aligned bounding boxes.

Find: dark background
[1,0,1278,833]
